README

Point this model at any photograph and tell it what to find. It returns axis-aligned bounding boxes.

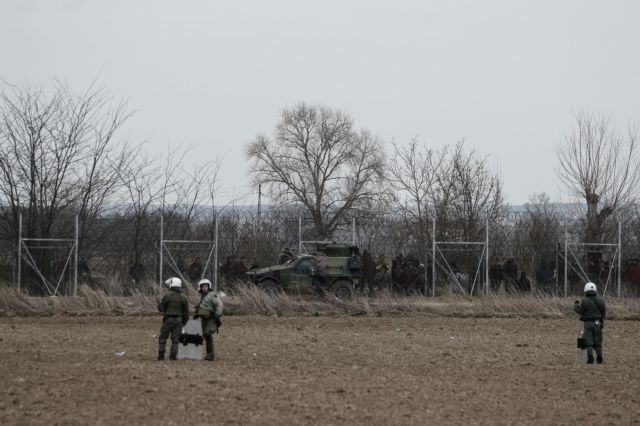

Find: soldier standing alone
[158,277,189,360]
[574,282,606,364]
[195,279,224,361]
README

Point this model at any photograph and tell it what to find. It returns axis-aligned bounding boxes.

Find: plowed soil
[1,315,638,425]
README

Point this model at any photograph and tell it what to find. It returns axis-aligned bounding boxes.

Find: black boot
[158,352,165,361]
[596,347,603,364]
[587,355,595,364]
[170,344,178,360]
[205,336,214,361]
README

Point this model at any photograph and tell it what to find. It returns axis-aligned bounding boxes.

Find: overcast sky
[2,1,639,206]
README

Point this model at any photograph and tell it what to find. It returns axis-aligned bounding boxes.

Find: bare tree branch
[246,102,385,239]
[555,110,640,241]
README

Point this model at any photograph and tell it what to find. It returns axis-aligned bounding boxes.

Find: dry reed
[1,283,639,319]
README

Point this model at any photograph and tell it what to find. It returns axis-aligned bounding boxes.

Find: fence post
[564,220,568,297]
[73,214,78,297]
[485,216,490,296]
[214,218,219,293]
[618,220,622,298]
[17,212,22,291]
[159,214,164,287]
[432,215,436,297]
[298,217,302,254]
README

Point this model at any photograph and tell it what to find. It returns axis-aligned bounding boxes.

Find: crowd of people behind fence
[115,246,640,297]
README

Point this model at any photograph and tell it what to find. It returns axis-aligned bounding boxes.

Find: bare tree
[114,145,224,288]
[437,141,506,242]
[556,110,640,241]
[0,78,131,292]
[0,79,131,239]
[385,137,505,284]
[509,193,562,283]
[387,136,446,254]
[246,102,385,239]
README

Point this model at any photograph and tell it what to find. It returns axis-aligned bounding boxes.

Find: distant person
[220,255,235,279]
[176,257,187,277]
[536,261,551,289]
[187,257,203,282]
[574,282,606,364]
[158,277,189,361]
[77,257,91,280]
[232,257,248,278]
[489,261,503,292]
[550,263,558,294]
[447,263,463,294]
[361,250,376,294]
[502,257,518,292]
[414,263,427,294]
[402,258,420,293]
[279,248,294,264]
[391,254,403,284]
[129,261,145,289]
[375,264,391,292]
[626,259,640,297]
[348,253,361,277]
[309,257,328,293]
[517,271,531,293]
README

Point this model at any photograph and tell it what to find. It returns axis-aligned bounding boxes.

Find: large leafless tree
[556,110,640,241]
[0,79,131,242]
[389,139,505,244]
[246,102,385,239]
[437,141,506,241]
[387,136,446,252]
[0,79,132,292]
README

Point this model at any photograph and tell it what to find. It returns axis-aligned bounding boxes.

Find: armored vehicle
[246,243,359,299]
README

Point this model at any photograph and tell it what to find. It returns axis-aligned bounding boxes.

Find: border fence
[1,204,640,297]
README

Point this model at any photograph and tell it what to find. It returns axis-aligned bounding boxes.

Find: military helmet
[583,282,597,293]
[165,277,182,288]
[198,278,212,291]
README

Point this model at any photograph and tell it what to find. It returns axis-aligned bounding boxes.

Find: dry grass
[0,285,158,317]
[1,283,639,320]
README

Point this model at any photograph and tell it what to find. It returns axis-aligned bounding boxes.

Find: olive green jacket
[197,292,224,317]
[160,289,189,324]
[574,294,606,321]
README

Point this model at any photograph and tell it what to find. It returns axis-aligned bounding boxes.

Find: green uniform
[574,293,606,363]
[196,290,224,361]
[158,289,189,360]
[196,291,224,360]
[198,292,224,317]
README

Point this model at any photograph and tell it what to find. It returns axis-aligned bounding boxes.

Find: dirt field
[1,315,639,425]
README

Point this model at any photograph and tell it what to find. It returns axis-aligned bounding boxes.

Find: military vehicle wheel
[330,280,354,300]
[257,279,281,294]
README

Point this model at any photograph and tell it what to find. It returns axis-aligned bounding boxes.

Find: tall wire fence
[2,204,640,297]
